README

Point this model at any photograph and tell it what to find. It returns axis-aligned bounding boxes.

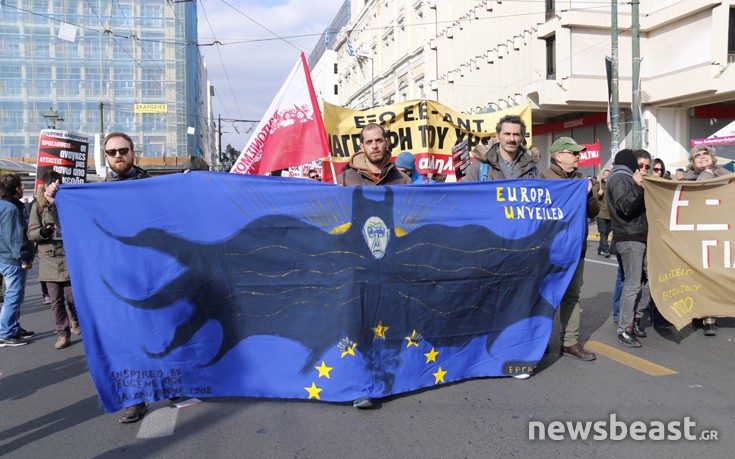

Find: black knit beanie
[614,149,638,173]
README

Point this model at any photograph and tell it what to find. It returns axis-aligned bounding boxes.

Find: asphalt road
[1,239,733,458]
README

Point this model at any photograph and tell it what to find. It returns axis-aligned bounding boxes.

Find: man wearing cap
[540,137,599,361]
[395,152,435,184]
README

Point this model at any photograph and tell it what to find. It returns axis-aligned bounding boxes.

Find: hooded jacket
[682,165,729,181]
[27,187,69,282]
[462,140,536,181]
[605,164,647,243]
[0,196,34,266]
[337,151,412,186]
[540,162,599,257]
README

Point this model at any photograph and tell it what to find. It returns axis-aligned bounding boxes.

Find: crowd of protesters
[0,118,730,424]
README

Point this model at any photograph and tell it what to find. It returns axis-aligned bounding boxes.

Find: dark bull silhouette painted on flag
[56,173,587,411]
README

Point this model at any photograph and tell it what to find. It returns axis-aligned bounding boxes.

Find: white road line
[137,406,179,438]
[584,257,618,267]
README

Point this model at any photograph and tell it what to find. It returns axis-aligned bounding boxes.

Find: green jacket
[592,180,609,219]
[27,191,69,283]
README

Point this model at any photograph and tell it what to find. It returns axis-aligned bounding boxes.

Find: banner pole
[328,154,338,184]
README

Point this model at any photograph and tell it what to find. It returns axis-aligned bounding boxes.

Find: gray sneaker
[0,336,30,347]
[353,397,373,409]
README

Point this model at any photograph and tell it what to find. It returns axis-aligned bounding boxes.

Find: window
[545,0,555,21]
[334,63,338,74]
[729,8,735,62]
[334,84,338,95]
[545,36,556,79]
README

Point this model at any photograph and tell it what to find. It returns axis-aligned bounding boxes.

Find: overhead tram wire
[199,0,246,146]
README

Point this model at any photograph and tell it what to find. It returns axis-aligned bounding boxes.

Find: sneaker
[633,319,647,338]
[353,397,373,409]
[0,336,29,347]
[119,403,148,423]
[54,335,71,349]
[43,295,51,305]
[70,320,81,336]
[18,328,35,338]
[618,328,641,348]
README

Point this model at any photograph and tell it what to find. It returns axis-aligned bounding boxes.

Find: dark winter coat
[338,152,412,186]
[605,164,647,244]
[540,163,599,257]
[27,189,69,282]
[462,140,536,181]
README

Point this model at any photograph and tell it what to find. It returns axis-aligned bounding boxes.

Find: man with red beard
[101,132,151,423]
[103,132,150,181]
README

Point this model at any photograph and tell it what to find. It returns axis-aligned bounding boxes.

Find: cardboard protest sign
[645,175,735,329]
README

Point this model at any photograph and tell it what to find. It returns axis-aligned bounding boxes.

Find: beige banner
[322,100,532,174]
[645,174,735,329]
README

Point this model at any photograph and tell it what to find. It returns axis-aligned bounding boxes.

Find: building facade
[0,0,215,171]
[326,0,735,174]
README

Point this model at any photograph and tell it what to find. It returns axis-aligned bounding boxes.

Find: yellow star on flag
[424,347,439,363]
[433,366,447,384]
[404,330,420,348]
[341,342,357,358]
[304,382,322,400]
[315,361,333,379]
[372,320,389,340]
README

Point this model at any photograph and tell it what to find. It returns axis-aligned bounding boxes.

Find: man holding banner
[337,123,410,408]
[337,123,411,186]
[462,115,536,181]
[606,149,651,348]
[540,137,599,361]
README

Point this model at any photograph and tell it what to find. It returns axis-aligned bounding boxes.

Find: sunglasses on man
[105,147,131,156]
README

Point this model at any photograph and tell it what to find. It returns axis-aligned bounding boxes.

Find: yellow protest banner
[322,100,532,176]
[645,174,735,329]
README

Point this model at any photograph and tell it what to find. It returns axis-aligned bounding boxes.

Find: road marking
[137,406,179,438]
[584,258,618,267]
[584,340,678,376]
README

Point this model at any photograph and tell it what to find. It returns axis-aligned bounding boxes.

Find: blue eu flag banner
[56,173,587,411]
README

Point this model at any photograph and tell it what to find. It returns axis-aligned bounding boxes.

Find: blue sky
[198,0,344,151]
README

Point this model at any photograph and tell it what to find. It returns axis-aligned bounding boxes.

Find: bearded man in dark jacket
[462,115,536,181]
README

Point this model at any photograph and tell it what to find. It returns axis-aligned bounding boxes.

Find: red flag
[579,140,601,168]
[230,53,330,175]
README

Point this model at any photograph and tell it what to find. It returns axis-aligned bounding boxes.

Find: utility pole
[631,0,642,149]
[610,0,620,157]
[218,114,223,166]
[99,101,104,135]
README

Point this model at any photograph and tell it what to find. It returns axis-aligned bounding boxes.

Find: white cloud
[198,0,345,150]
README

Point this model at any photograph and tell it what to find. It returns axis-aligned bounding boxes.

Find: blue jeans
[615,241,650,334]
[597,218,611,253]
[612,264,623,322]
[0,263,27,339]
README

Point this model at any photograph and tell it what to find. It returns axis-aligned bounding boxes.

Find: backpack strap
[479,162,490,181]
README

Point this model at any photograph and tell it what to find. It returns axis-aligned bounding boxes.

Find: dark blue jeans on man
[596,218,611,253]
[0,263,27,339]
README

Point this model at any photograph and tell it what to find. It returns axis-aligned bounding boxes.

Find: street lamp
[42,106,64,129]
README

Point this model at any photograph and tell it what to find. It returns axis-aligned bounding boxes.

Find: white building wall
[328,0,735,165]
